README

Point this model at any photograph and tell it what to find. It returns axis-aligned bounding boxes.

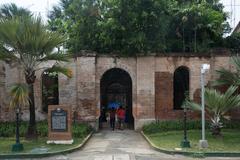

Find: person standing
[117,106,125,130]
[109,107,116,131]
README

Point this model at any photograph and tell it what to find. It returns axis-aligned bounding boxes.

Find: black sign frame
[51,108,68,132]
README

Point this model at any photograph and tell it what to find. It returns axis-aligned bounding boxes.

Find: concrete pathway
[38,130,240,160]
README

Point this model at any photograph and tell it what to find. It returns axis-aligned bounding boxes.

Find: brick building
[0,51,238,130]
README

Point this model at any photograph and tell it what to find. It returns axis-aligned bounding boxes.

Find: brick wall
[155,72,200,120]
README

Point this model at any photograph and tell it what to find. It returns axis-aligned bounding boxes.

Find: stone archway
[99,68,134,129]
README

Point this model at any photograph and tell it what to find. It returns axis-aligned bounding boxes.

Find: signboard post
[47,105,73,144]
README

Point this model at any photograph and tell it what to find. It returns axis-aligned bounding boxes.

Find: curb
[0,132,93,159]
[141,131,240,157]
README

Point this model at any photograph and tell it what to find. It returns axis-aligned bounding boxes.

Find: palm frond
[10,83,29,108]
[220,86,240,114]
[0,15,68,70]
[0,3,31,19]
[185,100,202,111]
[39,52,70,62]
[214,56,240,87]
[231,56,240,72]
[187,86,240,116]
[213,68,240,86]
[47,65,72,78]
[204,86,240,115]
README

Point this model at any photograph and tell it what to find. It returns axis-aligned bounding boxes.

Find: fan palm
[10,83,29,108]
[0,16,71,138]
[0,3,31,19]
[186,86,240,136]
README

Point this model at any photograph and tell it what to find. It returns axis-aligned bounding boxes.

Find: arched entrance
[100,68,134,129]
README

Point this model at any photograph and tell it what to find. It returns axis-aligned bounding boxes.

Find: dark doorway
[42,70,59,112]
[100,68,134,129]
[173,66,189,110]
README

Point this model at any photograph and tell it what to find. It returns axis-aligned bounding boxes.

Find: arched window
[173,66,189,110]
[42,70,59,112]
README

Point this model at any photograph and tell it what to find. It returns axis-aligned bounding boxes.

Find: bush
[143,120,208,134]
[0,122,24,137]
[72,123,92,138]
[0,121,92,137]
[222,120,240,130]
[142,120,240,134]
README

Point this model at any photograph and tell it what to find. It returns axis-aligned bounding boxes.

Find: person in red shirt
[116,106,125,130]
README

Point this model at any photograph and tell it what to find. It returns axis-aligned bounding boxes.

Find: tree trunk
[25,70,37,139]
[194,28,197,53]
[211,126,221,136]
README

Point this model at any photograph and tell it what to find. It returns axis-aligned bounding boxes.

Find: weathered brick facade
[0,51,238,130]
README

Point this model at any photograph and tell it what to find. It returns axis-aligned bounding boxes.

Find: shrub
[142,120,208,134]
[142,120,240,134]
[0,121,92,138]
[72,123,92,138]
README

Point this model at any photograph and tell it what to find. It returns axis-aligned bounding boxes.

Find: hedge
[0,121,92,137]
[142,120,240,134]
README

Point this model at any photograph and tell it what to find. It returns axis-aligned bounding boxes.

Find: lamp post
[12,107,23,152]
[180,105,190,148]
[199,64,210,148]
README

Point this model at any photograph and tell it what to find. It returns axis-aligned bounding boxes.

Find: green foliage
[145,129,240,153]
[0,15,69,75]
[9,83,29,108]
[72,123,92,138]
[186,86,240,135]
[142,120,205,134]
[0,121,92,138]
[205,86,240,115]
[224,33,240,54]
[0,3,31,19]
[48,0,229,55]
[187,86,240,115]
[142,120,240,135]
[0,9,72,136]
[169,0,228,52]
[214,56,240,86]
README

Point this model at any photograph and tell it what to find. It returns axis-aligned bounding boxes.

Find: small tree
[186,86,240,136]
[0,15,71,139]
[9,83,29,151]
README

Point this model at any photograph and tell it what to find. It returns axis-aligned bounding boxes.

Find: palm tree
[0,16,71,138]
[186,86,240,136]
[0,3,31,19]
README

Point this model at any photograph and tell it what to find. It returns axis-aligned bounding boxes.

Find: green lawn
[144,129,240,152]
[0,137,84,154]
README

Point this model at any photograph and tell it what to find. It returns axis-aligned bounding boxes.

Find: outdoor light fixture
[201,64,210,73]
[199,63,210,148]
[180,104,190,148]
[12,107,23,152]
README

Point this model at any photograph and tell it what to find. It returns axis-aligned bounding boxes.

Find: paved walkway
[39,130,240,160]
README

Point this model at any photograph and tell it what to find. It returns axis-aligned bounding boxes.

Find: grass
[0,137,84,154]
[0,122,92,154]
[144,129,240,152]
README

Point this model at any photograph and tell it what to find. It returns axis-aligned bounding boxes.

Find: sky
[0,0,239,32]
